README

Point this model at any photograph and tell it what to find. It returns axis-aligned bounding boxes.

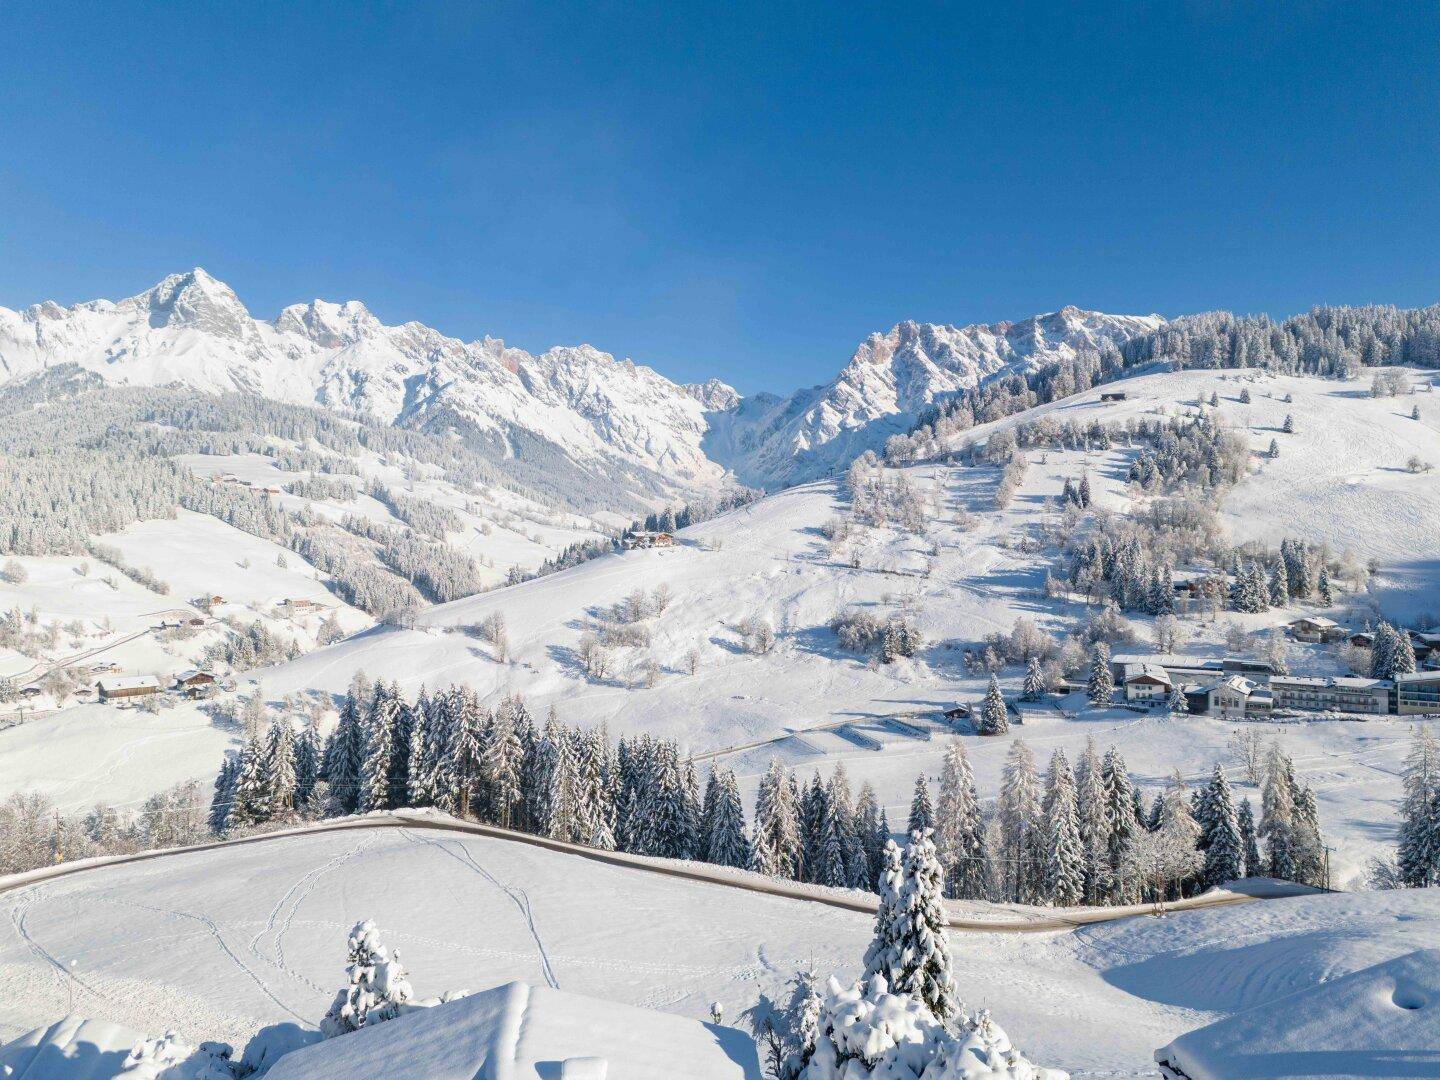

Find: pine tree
[483,696,525,828]
[1393,632,1418,678]
[325,680,368,814]
[295,720,322,805]
[934,741,986,899]
[1371,622,1400,679]
[862,834,958,1022]
[1268,564,1288,607]
[1283,413,1295,434]
[826,764,866,888]
[907,775,935,836]
[1260,746,1297,881]
[208,756,238,834]
[1267,438,1279,459]
[1198,765,1244,888]
[705,767,750,868]
[386,687,414,810]
[265,720,299,824]
[750,760,801,879]
[799,774,828,883]
[320,920,414,1037]
[227,728,270,830]
[1086,643,1114,708]
[977,674,1009,734]
[1101,748,1139,903]
[545,727,580,843]
[854,782,885,892]
[1075,739,1111,904]
[997,740,1043,903]
[1040,749,1084,906]
[1020,657,1045,701]
[1398,727,1440,887]
[1317,565,1334,604]
[1078,472,1092,508]
[1237,796,1260,877]
[1167,684,1189,713]
[358,687,395,815]
[573,728,616,850]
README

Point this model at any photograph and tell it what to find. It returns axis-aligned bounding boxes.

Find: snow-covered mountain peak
[132,267,255,340]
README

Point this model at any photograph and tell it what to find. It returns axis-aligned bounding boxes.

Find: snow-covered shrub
[120,1032,237,1079]
[799,975,1067,1080]
[320,920,415,1037]
[739,615,777,655]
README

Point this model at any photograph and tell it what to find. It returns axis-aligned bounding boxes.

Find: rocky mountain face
[0,270,1162,495]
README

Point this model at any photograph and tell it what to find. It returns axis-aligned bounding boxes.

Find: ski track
[397,828,560,990]
[247,834,376,994]
[87,893,311,1023]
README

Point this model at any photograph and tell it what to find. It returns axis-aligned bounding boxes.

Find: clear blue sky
[2,3,1438,393]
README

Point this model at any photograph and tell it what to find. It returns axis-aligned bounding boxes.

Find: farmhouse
[1099,391,1128,402]
[174,669,216,689]
[277,598,328,615]
[97,675,161,701]
[1284,616,1346,643]
[622,531,675,550]
[1122,663,1172,702]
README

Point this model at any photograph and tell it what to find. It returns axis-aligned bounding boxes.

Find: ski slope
[0,820,1432,1077]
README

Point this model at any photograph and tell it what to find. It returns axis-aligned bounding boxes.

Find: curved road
[0,811,1320,934]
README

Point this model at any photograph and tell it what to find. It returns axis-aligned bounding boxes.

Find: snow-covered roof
[1208,675,1256,696]
[1272,675,1390,690]
[264,981,761,1079]
[1155,948,1440,1079]
[1286,616,1340,629]
[1398,670,1440,684]
[1123,663,1171,685]
[1111,653,1225,671]
[96,675,161,693]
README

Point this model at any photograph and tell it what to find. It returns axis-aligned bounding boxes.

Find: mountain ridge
[0,269,1162,491]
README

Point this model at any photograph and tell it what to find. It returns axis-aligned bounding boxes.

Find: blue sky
[2,2,1437,393]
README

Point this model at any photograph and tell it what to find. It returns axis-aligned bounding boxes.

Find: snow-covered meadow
[0,823,1436,1076]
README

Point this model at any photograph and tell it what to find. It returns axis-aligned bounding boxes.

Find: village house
[1099,391,1128,402]
[622,531,675,550]
[97,675,161,702]
[1349,631,1376,649]
[1121,663,1172,702]
[173,669,217,691]
[277,598,328,616]
[1284,616,1347,643]
[1203,675,1271,719]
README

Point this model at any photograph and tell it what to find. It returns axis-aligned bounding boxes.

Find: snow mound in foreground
[1155,946,1440,1079]
[265,979,761,1079]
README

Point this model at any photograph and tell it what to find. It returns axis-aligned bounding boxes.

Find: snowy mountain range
[0,269,1162,491]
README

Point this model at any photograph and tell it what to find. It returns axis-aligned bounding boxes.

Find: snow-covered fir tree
[1237,795,1261,877]
[1101,748,1140,903]
[907,775,934,836]
[226,727,271,831]
[1260,746,1298,881]
[997,740,1043,903]
[1020,656,1045,701]
[320,920,414,1037]
[208,756,238,835]
[934,741,986,900]
[1076,738,1112,904]
[323,675,369,814]
[800,774,828,883]
[1197,764,1245,888]
[1086,642,1114,708]
[705,766,750,868]
[483,696,525,828]
[1040,749,1085,906]
[853,782,886,892]
[977,674,1009,734]
[1398,726,1440,887]
[358,686,396,815]
[861,832,957,1022]
[264,720,299,824]
[751,759,802,879]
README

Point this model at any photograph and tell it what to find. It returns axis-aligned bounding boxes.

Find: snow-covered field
[0,824,1436,1077]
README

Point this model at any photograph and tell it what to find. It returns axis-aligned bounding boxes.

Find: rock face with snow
[721,308,1164,485]
[0,272,1161,491]
[0,270,734,494]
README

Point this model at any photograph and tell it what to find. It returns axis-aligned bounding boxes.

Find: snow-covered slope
[718,308,1163,485]
[0,273,1160,489]
[1,824,1436,1074]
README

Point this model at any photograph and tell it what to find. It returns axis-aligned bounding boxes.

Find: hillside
[0,822,1435,1075]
